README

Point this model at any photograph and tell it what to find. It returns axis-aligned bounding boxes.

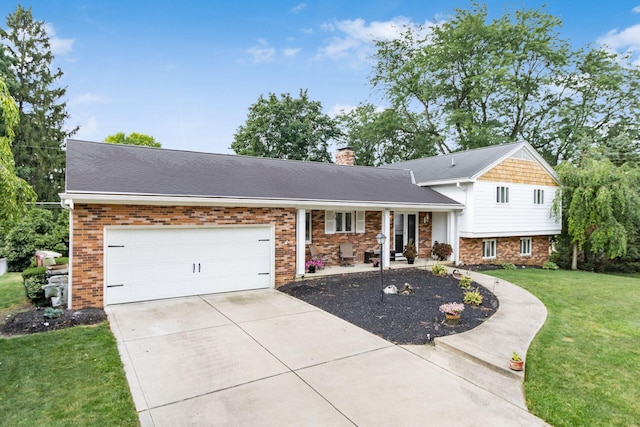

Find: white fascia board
[416,179,475,187]
[59,192,464,212]
[460,228,561,238]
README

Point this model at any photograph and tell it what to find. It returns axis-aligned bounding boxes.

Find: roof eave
[59,192,464,211]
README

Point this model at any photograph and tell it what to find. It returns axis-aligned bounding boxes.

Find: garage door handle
[107,284,124,288]
[193,263,195,273]
[258,273,269,276]
[198,263,201,273]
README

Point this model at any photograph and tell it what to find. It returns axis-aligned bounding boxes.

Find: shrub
[439,302,464,315]
[0,209,69,272]
[542,261,559,270]
[22,266,48,306]
[463,288,483,306]
[432,242,453,261]
[458,275,472,289]
[44,307,64,318]
[431,264,448,277]
[502,263,517,270]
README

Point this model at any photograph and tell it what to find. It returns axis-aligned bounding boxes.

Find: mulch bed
[1,307,107,336]
[279,268,499,345]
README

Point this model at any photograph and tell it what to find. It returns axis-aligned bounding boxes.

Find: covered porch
[296,257,447,280]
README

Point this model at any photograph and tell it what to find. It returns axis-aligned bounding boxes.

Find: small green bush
[44,307,64,318]
[458,275,472,289]
[463,288,483,306]
[502,263,517,270]
[542,261,559,270]
[431,264,448,277]
[22,266,48,306]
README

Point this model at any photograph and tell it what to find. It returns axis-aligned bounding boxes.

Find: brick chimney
[335,146,355,166]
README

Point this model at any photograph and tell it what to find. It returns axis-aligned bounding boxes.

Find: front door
[394,213,417,258]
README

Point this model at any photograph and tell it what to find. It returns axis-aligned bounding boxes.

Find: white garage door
[105,227,272,305]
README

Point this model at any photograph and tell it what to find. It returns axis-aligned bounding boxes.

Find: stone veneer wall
[71,204,296,308]
[458,235,550,266]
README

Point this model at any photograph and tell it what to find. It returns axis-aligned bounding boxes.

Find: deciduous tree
[105,132,161,148]
[231,89,339,162]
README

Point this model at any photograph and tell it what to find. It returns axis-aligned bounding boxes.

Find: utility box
[0,258,6,276]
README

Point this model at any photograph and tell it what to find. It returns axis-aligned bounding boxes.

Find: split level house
[60,139,560,309]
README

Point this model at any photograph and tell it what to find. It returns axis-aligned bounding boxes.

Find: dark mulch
[279,268,499,345]
[1,307,107,336]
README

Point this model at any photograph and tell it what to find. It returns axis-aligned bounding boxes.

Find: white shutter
[325,211,336,234]
[355,211,365,233]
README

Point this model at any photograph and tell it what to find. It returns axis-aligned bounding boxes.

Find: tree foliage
[0,77,35,231]
[335,103,437,166]
[105,132,161,148]
[231,89,339,162]
[370,3,640,164]
[553,157,640,269]
[0,5,77,201]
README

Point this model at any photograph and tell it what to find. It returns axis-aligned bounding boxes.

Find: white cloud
[248,40,276,63]
[292,3,306,13]
[69,92,104,106]
[316,17,435,66]
[44,23,74,56]
[597,23,640,63]
[301,28,314,35]
[73,116,100,141]
[633,5,640,13]
[327,104,356,117]
[283,47,301,57]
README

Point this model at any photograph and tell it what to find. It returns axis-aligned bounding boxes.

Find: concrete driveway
[106,289,545,426]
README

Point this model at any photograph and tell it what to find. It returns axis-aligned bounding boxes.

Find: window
[520,237,532,256]
[496,186,509,204]
[305,212,312,243]
[533,189,544,205]
[482,239,496,259]
[335,211,354,233]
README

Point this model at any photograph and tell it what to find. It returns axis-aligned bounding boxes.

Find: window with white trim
[520,237,532,256]
[496,186,509,204]
[533,189,544,205]
[335,211,354,233]
[305,212,312,243]
[482,239,496,259]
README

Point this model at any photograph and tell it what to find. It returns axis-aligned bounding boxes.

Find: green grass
[486,269,640,427]
[0,272,28,311]
[0,324,139,426]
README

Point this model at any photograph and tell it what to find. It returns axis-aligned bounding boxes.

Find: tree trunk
[571,242,578,270]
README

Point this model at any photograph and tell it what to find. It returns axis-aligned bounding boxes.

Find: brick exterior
[306,211,433,263]
[71,204,296,308]
[478,158,558,187]
[335,147,356,165]
[458,235,550,266]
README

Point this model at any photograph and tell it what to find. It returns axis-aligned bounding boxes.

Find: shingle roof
[64,140,460,207]
[384,142,526,184]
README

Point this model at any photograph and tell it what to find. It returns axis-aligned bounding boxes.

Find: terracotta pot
[445,313,460,324]
[509,359,524,371]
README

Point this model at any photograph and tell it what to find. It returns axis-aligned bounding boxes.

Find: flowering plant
[305,259,324,271]
[439,302,465,315]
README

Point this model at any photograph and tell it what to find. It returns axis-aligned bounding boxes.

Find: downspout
[60,198,73,309]
[455,183,468,266]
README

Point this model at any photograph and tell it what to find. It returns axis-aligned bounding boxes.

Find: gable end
[478,157,558,186]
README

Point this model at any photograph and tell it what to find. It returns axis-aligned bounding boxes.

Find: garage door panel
[105,227,272,305]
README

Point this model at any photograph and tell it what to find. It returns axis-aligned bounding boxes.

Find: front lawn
[486,269,640,427]
[0,271,138,426]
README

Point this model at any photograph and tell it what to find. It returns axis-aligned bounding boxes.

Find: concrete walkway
[106,270,548,426]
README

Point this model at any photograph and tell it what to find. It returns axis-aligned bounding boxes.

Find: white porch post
[295,209,306,276]
[447,211,459,264]
[382,209,391,268]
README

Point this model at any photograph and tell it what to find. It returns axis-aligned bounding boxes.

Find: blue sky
[1,1,639,154]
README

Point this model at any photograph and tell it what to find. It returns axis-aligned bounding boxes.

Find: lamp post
[376,233,386,302]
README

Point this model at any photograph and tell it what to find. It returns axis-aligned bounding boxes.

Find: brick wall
[72,204,296,308]
[307,211,433,263]
[479,158,558,187]
[459,235,550,266]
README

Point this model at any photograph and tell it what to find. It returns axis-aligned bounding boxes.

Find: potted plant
[509,352,524,371]
[305,259,324,273]
[402,239,417,264]
[439,302,464,324]
[432,241,453,261]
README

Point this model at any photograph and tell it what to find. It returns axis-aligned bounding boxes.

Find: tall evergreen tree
[0,5,77,201]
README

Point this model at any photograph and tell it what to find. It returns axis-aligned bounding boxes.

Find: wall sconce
[423,212,431,224]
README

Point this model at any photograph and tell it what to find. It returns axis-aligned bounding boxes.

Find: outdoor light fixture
[376,233,386,302]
